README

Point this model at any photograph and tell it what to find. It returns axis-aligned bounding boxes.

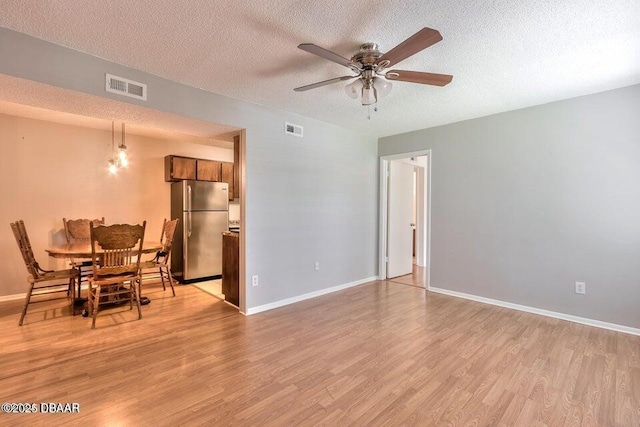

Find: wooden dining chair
[63,217,105,291]
[87,222,146,329]
[10,220,79,326]
[139,219,179,297]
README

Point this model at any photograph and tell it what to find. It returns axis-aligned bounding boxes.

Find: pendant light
[117,123,128,168]
[107,121,130,174]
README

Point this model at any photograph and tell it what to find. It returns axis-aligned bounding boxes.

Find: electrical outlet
[314,261,320,271]
[252,275,259,287]
[575,281,586,295]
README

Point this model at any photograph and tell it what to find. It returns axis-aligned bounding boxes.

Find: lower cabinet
[222,231,239,307]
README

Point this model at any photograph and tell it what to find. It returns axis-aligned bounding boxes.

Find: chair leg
[70,277,76,316]
[165,267,176,297]
[91,285,101,329]
[127,281,132,310]
[87,286,93,318]
[133,280,142,320]
[18,282,35,326]
[159,267,166,291]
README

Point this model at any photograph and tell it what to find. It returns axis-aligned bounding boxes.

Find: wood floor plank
[0,272,639,425]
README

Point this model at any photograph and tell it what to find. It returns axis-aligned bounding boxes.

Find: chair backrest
[64,217,105,243]
[159,219,179,263]
[90,222,146,278]
[10,220,42,279]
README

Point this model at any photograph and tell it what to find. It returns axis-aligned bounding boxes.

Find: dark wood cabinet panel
[165,155,196,181]
[196,160,221,182]
[165,153,236,196]
[222,232,239,307]
[221,162,234,200]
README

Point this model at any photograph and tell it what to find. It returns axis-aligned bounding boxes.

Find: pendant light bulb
[108,158,118,175]
[118,147,128,167]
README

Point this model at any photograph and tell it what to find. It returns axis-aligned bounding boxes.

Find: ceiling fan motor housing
[351,43,383,67]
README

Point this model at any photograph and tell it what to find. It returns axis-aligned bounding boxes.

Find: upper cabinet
[196,159,221,182]
[165,156,196,181]
[221,162,234,200]
[165,154,235,200]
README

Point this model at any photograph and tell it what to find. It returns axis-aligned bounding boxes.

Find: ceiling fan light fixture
[361,87,377,106]
[345,79,363,99]
[375,79,393,98]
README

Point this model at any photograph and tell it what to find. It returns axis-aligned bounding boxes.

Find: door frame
[379,149,432,288]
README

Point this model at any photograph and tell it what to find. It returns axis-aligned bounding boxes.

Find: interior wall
[379,84,640,329]
[0,28,379,309]
[0,113,232,296]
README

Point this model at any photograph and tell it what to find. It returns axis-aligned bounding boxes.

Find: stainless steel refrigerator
[171,180,229,282]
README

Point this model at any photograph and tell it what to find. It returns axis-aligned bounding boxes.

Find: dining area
[10,217,179,329]
[0,112,240,335]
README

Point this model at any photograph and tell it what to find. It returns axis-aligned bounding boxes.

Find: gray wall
[0,27,379,309]
[380,84,640,329]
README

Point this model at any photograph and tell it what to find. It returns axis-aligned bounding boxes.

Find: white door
[387,160,414,278]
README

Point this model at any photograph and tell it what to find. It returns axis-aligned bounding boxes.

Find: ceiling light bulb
[375,79,393,98]
[344,79,363,99]
[361,87,376,106]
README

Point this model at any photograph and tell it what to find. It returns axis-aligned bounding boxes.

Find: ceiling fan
[294,27,453,108]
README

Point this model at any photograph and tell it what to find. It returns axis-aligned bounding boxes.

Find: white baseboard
[428,286,640,337]
[245,276,378,316]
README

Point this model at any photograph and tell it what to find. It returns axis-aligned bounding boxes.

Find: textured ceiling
[1,0,639,137]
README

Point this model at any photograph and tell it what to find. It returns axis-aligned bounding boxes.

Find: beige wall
[0,113,232,296]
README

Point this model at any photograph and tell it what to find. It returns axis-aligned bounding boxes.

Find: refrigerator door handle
[187,184,192,211]
[188,212,192,237]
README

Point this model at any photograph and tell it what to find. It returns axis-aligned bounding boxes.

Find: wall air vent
[285,122,303,137]
[105,73,147,101]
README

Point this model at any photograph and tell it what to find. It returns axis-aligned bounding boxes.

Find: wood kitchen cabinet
[165,154,236,198]
[164,155,196,181]
[221,162,234,200]
[222,231,239,307]
[196,159,221,182]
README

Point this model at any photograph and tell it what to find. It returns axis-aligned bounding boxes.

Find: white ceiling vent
[285,122,303,137]
[105,73,147,101]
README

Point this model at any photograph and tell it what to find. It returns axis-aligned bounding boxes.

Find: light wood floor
[1,276,639,426]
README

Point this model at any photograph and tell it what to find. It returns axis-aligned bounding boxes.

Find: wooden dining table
[46,241,163,304]
[46,241,163,259]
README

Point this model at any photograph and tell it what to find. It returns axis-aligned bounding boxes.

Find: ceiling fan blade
[298,43,353,68]
[385,70,453,86]
[378,28,443,67]
[294,75,356,92]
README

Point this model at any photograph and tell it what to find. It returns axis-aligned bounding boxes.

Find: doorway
[379,150,431,289]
